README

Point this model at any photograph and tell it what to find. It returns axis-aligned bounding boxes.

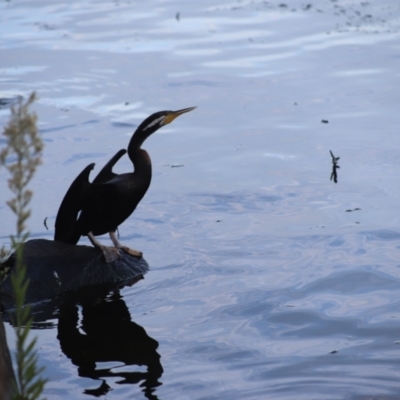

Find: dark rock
[0,239,149,310]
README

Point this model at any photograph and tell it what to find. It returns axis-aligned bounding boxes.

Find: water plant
[0,92,47,399]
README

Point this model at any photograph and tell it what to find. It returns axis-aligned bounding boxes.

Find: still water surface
[1,0,400,398]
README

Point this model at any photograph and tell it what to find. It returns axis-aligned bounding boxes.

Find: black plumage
[54,107,196,261]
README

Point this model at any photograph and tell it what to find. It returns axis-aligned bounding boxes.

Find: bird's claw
[119,246,143,259]
[101,246,121,263]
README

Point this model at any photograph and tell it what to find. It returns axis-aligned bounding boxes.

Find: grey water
[1,0,400,398]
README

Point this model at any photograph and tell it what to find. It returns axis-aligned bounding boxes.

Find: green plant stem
[1,92,46,400]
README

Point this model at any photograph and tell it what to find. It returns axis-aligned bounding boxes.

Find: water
[1,0,400,398]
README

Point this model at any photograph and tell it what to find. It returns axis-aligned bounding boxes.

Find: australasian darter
[54,107,196,262]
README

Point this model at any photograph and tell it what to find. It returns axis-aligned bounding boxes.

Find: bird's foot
[100,246,122,263]
[118,246,143,259]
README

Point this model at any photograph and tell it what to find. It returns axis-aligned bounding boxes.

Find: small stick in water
[330,150,340,184]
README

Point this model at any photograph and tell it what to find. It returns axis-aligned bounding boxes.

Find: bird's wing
[54,163,95,244]
[92,149,127,184]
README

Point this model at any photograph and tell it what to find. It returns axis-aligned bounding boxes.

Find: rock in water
[0,239,149,310]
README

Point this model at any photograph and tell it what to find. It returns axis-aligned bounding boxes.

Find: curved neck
[128,132,146,161]
[128,117,160,159]
[129,148,152,178]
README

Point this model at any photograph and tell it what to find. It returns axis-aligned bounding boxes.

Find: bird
[54,107,196,262]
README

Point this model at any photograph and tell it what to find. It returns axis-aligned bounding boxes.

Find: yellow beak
[163,106,197,125]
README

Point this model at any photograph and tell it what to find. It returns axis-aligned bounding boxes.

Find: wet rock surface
[0,239,149,310]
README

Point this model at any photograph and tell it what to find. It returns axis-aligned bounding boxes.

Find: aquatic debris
[329,150,340,183]
[165,164,184,168]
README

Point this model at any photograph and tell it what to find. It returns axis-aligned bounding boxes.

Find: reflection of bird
[54,107,196,262]
[57,294,163,399]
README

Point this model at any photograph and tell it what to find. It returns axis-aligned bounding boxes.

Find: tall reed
[0,93,47,399]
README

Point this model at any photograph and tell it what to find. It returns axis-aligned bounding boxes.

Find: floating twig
[330,150,340,183]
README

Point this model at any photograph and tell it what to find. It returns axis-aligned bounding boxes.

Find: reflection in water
[329,150,340,184]
[57,292,163,399]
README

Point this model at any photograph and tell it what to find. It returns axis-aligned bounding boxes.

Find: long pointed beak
[163,106,196,125]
